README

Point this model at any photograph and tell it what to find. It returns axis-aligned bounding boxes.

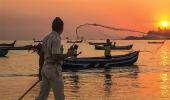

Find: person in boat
[36,17,74,100]
[71,44,82,59]
[104,39,112,58]
[113,41,116,47]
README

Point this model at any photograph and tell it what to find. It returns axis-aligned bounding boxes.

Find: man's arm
[38,49,44,80]
[52,54,68,62]
[74,51,82,57]
[51,38,74,62]
[52,47,74,62]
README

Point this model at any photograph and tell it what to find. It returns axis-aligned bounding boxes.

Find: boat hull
[94,44,133,50]
[148,42,164,44]
[67,40,83,43]
[62,51,139,69]
[0,45,32,50]
[88,42,108,45]
[0,49,8,57]
[0,45,32,57]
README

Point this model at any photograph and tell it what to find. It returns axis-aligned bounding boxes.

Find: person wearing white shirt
[36,17,74,100]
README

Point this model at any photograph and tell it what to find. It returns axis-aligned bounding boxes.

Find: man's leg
[48,65,65,100]
[50,76,65,100]
[36,68,51,100]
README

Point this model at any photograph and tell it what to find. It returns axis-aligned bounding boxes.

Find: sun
[162,21,168,27]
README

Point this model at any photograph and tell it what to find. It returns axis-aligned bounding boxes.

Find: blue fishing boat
[62,51,139,69]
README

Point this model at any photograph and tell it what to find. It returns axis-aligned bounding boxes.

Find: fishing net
[74,23,167,53]
[76,23,146,40]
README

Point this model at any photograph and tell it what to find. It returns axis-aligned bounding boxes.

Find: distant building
[124,28,170,40]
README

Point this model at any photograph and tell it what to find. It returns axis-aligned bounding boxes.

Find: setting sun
[162,21,168,27]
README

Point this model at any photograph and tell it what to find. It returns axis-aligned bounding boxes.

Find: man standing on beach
[36,17,74,100]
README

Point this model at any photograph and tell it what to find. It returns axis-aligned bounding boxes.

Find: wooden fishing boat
[148,41,165,44]
[34,40,42,43]
[94,44,133,50]
[0,45,32,50]
[67,40,83,43]
[0,40,16,47]
[62,51,139,69]
[33,38,42,43]
[0,45,33,57]
[0,49,8,57]
[88,42,108,45]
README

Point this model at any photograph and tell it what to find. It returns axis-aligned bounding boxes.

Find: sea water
[0,40,169,100]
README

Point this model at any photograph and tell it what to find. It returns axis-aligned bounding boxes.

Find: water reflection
[160,73,169,99]
[160,47,169,66]
[68,70,80,94]
[103,66,140,98]
[63,66,139,99]
[103,68,112,97]
[64,70,80,99]
[160,46,169,99]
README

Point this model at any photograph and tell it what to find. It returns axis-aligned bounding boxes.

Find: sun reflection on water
[160,73,169,100]
[160,47,169,66]
[160,46,169,100]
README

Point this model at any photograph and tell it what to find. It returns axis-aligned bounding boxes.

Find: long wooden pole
[18,80,40,100]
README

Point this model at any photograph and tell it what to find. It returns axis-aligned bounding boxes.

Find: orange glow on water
[160,47,169,66]
[160,73,169,99]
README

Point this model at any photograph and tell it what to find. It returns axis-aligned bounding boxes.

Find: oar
[138,50,151,52]
[101,48,150,53]
[18,80,40,100]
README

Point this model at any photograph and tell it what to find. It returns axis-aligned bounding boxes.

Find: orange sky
[0,0,170,40]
